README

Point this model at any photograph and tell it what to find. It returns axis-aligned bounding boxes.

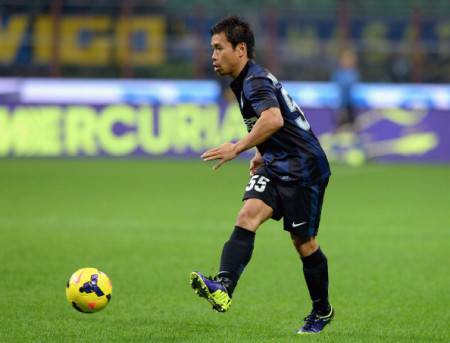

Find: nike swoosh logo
[292,221,307,228]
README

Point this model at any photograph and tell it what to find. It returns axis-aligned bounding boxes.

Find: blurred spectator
[331,48,360,130]
[389,53,411,83]
[330,48,365,166]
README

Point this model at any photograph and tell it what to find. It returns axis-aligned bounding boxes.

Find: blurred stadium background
[0,0,449,161]
[1,0,450,81]
[1,1,449,342]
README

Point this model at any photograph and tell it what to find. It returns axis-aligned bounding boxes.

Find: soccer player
[190,16,334,334]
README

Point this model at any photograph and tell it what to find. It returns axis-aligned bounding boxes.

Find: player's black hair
[211,16,255,59]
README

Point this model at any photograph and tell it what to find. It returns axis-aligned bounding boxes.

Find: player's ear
[237,42,246,57]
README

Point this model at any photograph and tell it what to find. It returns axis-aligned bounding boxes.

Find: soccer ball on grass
[66,267,112,313]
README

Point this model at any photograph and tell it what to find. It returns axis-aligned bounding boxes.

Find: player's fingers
[213,159,226,170]
[201,148,220,158]
[203,154,221,161]
[202,152,219,160]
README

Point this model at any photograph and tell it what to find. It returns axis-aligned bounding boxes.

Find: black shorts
[242,167,329,238]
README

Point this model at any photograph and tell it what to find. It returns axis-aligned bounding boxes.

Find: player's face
[211,32,244,78]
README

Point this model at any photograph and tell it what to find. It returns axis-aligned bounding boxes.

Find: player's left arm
[201,107,283,170]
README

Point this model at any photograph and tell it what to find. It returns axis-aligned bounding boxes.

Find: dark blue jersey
[230,60,330,184]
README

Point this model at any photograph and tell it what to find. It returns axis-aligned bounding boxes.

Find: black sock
[217,226,255,297]
[301,247,330,315]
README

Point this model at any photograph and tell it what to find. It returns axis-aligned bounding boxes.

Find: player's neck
[231,58,249,79]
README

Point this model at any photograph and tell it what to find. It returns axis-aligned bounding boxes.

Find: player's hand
[201,142,238,170]
[249,152,263,175]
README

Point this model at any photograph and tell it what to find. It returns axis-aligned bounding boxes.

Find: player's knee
[290,232,308,245]
[236,207,260,231]
[290,233,318,257]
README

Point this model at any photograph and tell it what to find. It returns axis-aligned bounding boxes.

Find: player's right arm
[201,109,281,170]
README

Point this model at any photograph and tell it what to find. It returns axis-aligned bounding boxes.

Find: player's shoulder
[246,61,275,82]
[244,62,279,93]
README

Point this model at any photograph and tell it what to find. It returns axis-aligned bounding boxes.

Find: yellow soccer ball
[66,267,112,313]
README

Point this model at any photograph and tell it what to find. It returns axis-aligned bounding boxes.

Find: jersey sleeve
[243,77,279,116]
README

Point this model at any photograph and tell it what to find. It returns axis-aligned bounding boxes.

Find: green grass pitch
[0,159,449,342]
